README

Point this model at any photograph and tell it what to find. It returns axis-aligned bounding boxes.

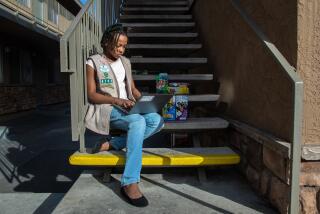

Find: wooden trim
[227,118,291,158]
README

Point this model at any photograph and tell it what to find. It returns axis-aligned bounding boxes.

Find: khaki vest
[84,54,135,135]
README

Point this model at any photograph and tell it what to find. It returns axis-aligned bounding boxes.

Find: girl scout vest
[85,54,135,135]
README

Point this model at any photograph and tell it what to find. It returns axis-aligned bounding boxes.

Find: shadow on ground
[104,167,277,213]
[0,103,84,193]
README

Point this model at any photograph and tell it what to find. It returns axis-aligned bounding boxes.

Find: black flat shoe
[120,187,149,207]
[91,136,113,154]
[91,140,104,154]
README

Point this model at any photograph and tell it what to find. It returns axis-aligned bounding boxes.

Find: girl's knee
[128,114,144,122]
[147,113,163,126]
[128,114,146,128]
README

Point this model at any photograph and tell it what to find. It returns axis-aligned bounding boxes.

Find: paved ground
[0,193,65,214]
[0,103,81,193]
[0,103,278,213]
[52,170,277,214]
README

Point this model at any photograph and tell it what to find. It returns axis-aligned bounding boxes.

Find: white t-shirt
[86,58,128,99]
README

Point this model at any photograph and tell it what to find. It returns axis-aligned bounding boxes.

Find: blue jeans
[109,107,164,186]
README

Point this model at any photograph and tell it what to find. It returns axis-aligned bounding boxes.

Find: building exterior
[1,0,319,212]
[192,0,320,213]
[0,0,80,115]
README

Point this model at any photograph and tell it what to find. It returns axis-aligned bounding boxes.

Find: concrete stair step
[69,147,239,166]
[127,32,198,43]
[127,44,201,56]
[130,57,207,69]
[187,94,220,102]
[125,1,188,7]
[122,7,190,15]
[120,14,192,22]
[163,117,229,131]
[123,22,195,33]
[137,94,219,102]
[133,74,213,81]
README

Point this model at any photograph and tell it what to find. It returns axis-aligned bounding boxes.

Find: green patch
[100,78,114,89]
[100,79,113,84]
[100,65,110,73]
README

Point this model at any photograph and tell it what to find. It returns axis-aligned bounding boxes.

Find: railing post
[229,1,304,213]
[289,82,303,214]
[60,0,123,152]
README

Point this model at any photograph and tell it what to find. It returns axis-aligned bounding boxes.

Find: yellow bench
[69,147,240,167]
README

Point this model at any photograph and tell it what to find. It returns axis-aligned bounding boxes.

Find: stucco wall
[237,0,297,67]
[297,0,320,145]
[193,0,295,141]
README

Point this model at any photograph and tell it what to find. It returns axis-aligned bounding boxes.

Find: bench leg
[91,169,112,183]
[170,133,176,148]
[79,127,86,153]
[192,133,207,183]
[101,168,112,183]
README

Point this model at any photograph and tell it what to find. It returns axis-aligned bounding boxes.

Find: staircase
[122,0,232,147]
[69,0,239,173]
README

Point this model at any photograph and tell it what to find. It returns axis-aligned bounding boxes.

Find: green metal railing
[60,0,124,153]
[60,0,102,153]
[229,1,303,213]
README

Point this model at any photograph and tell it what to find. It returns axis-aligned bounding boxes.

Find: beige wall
[193,0,295,141]
[237,0,297,67]
[194,0,320,145]
[297,0,320,145]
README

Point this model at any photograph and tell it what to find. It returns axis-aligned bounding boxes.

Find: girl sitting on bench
[85,24,164,207]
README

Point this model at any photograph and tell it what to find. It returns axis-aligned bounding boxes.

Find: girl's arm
[87,65,134,108]
[131,79,141,100]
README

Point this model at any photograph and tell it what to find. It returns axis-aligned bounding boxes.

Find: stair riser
[122,8,189,15]
[125,5,188,8]
[120,17,192,23]
[126,48,200,57]
[124,25,194,33]
[128,36,198,44]
[133,74,213,81]
[120,15,192,23]
[124,1,188,7]
[131,63,207,70]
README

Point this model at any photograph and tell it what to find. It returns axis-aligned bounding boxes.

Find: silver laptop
[114,94,172,114]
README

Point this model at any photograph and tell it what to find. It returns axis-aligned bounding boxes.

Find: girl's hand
[115,98,135,108]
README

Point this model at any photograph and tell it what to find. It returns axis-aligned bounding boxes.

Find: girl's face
[109,34,128,59]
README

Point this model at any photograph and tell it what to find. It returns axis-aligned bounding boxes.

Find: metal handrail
[60,0,102,152]
[60,0,124,153]
[229,1,303,213]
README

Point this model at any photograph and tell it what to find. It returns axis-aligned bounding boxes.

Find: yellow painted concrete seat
[69,147,240,167]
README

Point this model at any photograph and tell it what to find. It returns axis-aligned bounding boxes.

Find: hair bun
[105,23,123,33]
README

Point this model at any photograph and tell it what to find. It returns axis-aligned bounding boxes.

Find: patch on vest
[103,72,109,79]
[100,78,114,88]
[99,65,110,73]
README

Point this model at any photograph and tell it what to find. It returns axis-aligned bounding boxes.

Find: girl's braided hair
[100,23,127,53]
